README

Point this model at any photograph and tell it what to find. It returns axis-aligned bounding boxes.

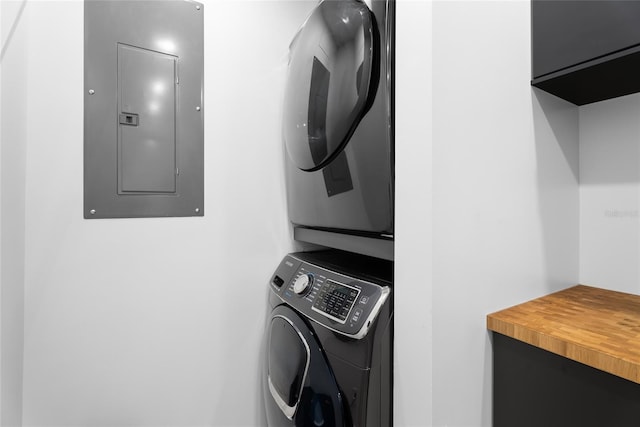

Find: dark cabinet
[493,334,640,427]
[532,0,640,105]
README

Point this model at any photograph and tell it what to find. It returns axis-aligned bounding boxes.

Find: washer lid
[283,0,376,172]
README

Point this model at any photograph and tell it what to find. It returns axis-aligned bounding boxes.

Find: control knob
[293,273,313,295]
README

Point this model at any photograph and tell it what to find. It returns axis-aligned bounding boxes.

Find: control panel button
[293,273,313,295]
[272,275,284,288]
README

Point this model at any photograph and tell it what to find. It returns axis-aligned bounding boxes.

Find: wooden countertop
[487,285,640,384]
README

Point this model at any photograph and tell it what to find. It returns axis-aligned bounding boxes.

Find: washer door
[263,305,349,427]
[283,0,377,172]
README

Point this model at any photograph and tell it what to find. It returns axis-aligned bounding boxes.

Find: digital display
[312,280,360,323]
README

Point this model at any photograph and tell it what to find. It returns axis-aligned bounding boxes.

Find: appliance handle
[267,375,296,420]
[267,314,311,421]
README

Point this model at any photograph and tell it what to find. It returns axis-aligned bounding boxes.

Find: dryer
[262,251,393,426]
[283,0,394,238]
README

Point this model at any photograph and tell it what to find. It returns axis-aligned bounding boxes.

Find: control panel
[312,280,360,324]
[269,254,390,339]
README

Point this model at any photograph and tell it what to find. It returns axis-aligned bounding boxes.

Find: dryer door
[283,0,377,172]
[264,305,349,427]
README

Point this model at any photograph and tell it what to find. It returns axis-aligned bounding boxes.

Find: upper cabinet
[531,1,640,105]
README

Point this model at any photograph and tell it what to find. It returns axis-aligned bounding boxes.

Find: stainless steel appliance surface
[283,0,395,239]
[262,250,393,426]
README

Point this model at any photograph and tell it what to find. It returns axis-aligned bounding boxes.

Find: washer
[283,0,394,237]
[262,251,393,426]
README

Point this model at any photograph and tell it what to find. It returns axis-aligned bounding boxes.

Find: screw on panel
[90,209,96,215]
[195,208,200,213]
[196,5,201,10]
[196,106,201,111]
[88,89,95,95]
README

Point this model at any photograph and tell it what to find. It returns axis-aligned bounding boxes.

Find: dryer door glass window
[283,0,376,171]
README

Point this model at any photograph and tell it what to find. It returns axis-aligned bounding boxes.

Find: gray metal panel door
[118,44,177,194]
[84,0,204,219]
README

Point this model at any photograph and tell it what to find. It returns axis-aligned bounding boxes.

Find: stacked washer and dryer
[262,0,394,426]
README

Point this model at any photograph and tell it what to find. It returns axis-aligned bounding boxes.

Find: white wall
[20,1,314,426]
[1,1,28,425]
[394,1,433,425]
[427,2,579,426]
[580,93,640,293]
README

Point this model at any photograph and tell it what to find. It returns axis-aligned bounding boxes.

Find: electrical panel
[84,0,204,218]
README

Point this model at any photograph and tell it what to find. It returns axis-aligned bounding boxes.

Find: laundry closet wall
[395,1,580,426]
[579,94,640,293]
[1,1,28,425]
[14,1,313,425]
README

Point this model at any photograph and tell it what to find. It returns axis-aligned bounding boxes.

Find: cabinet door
[532,1,640,78]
